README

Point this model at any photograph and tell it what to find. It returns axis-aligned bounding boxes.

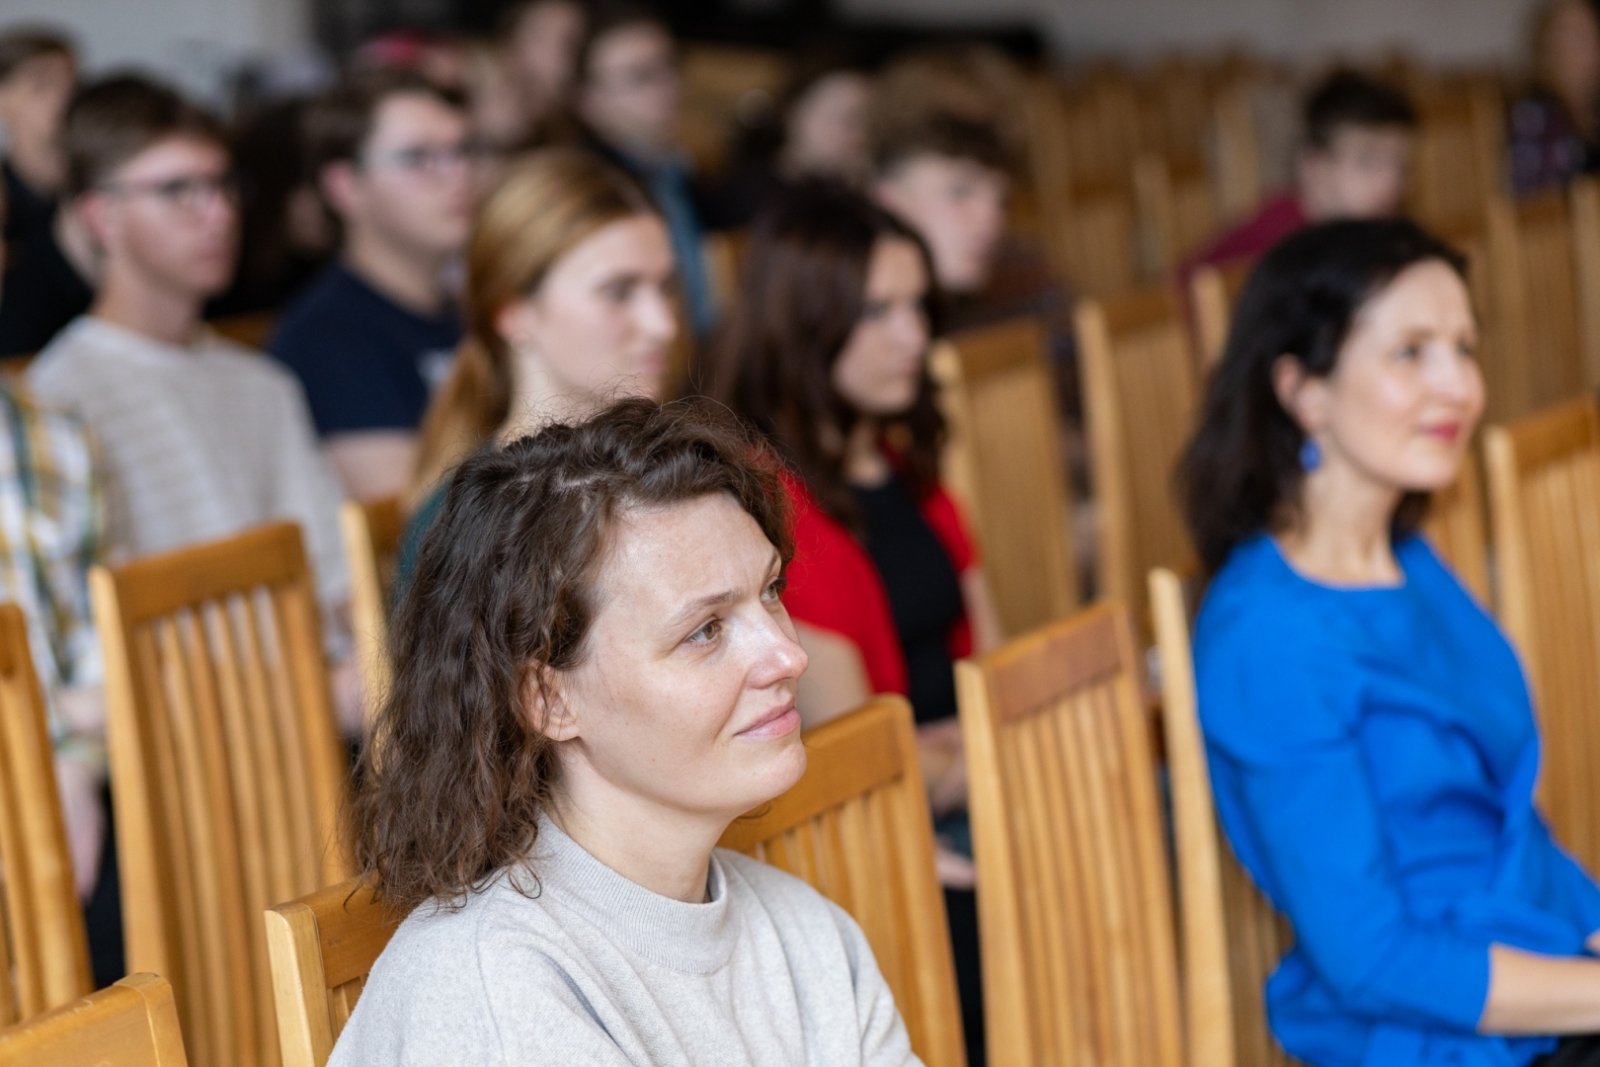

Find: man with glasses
[27,75,353,705]
[576,5,714,334]
[270,69,473,501]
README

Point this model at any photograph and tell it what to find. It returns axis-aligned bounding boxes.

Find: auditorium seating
[720,696,966,1067]
[0,602,93,1025]
[0,973,190,1067]
[91,522,352,1067]
[338,498,404,726]
[931,317,1079,637]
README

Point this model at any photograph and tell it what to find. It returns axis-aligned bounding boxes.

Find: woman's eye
[1457,340,1478,361]
[762,577,786,602]
[688,618,722,644]
[602,280,633,303]
[859,300,890,322]
[1397,343,1421,362]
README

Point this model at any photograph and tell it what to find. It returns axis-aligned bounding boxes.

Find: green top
[394,480,447,600]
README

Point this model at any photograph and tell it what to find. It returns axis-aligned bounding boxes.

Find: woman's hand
[916,719,967,815]
[54,753,105,899]
[1480,943,1600,1034]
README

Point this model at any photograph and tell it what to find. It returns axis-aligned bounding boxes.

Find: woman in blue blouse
[1179,218,1600,1067]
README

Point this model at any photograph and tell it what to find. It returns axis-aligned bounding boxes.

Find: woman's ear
[523,664,580,742]
[1271,354,1328,435]
[496,297,542,355]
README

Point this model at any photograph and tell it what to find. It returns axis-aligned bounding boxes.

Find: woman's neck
[841,418,888,487]
[546,778,723,904]
[500,345,597,444]
[1275,457,1405,586]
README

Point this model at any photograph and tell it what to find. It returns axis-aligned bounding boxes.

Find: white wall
[842,0,1547,68]
[1,0,314,105]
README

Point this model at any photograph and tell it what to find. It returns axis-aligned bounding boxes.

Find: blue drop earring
[1299,439,1322,472]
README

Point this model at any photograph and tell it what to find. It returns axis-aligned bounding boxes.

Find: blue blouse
[1194,534,1600,1067]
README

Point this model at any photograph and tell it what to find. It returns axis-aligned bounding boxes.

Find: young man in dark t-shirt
[270,69,473,501]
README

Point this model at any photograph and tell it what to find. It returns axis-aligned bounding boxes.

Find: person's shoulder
[1194,537,1347,666]
[27,317,112,390]
[716,849,861,940]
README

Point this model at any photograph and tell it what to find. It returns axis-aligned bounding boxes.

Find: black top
[269,261,460,436]
[0,163,94,357]
[853,474,965,725]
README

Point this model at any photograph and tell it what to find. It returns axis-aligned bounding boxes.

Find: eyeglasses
[97,173,238,212]
[361,141,492,177]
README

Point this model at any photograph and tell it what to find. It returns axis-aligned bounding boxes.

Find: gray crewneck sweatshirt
[328,816,923,1066]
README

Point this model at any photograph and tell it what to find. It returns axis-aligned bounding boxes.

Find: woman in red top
[710,184,1001,1064]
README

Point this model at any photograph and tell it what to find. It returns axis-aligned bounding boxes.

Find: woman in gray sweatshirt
[332,397,923,1067]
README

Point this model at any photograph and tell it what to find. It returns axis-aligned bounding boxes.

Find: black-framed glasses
[361,140,493,177]
[97,173,238,212]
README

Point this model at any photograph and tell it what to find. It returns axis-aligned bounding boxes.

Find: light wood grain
[956,603,1185,1067]
[1188,258,1253,373]
[92,522,353,1067]
[1134,153,1218,278]
[1149,568,1302,1067]
[720,696,966,1067]
[1408,83,1503,235]
[0,973,189,1067]
[931,318,1079,637]
[0,602,93,1025]
[338,498,403,727]
[1485,397,1600,874]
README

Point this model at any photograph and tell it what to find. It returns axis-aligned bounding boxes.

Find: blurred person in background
[503,0,588,139]
[271,69,474,502]
[1510,0,1600,194]
[706,54,874,228]
[711,185,1002,1066]
[0,28,96,357]
[1190,69,1417,269]
[398,148,676,577]
[576,4,715,334]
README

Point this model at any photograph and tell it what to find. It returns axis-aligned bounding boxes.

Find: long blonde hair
[411,148,657,500]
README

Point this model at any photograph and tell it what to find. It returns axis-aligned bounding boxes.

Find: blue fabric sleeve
[1205,621,1495,1032]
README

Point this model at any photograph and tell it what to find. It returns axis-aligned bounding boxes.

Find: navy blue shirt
[1195,534,1600,1067]
[270,262,459,436]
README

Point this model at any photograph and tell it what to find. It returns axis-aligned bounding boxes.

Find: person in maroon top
[710,184,1002,1065]
[1191,70,1417,272]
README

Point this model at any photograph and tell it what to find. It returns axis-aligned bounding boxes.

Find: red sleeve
[919,482,977,661]
[780,474,908,696]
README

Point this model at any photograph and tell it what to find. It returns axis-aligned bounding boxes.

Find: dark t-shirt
[853,474,966,725]
[269,262,460,436]
[0,163,94,357]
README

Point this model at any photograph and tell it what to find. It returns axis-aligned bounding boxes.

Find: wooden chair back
[338,498,403,725]
[91,522,353,1067]
[1483,192,1587,423]
[1211,79,1264,223]
[1567,176,1600,391]
[930,318,1079,638]
[0,602,93,1025]
[1134,153,1219,278]
[1421,448,1493,607]
[1188,257,1254,373]
[1485,397,1600,873]
[1408,85,1503,233]
[1076,286,1200,624]
[1148,568,1304,1067]
[265,879,404,1067]
[955,602,1184,1066]
[0,973,189,1067]
[720,696,965,1067]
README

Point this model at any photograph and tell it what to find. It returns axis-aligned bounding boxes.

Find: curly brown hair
[350,397,793,911]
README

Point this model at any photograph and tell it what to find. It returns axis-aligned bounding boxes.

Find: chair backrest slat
[957,603,1185,1066]
[0,602,93,1025]
[1077,288,1200,624]
[93,522,352,1067]
[1486,397,1600,873]
[1188,258,1254,373]
[932,318,1079,637]
[339,498,403,725]
[0,973,190,1067]
[1149,568,1301,1067]
[720,696,965,1067]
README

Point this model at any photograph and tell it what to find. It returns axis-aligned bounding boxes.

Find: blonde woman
[400,147,676,573]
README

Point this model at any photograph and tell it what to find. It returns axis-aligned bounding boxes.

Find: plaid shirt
[0,383,105,743]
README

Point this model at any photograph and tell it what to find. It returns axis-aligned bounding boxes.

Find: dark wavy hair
[350,397,793,910]
[1178,218,1468,574]
[708,182,944,528]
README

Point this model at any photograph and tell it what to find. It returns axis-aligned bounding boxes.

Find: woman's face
[785,72,871,180]
[1283,259,1484,496]
[830,235,931,416]
[546,493,809,822]
[501,213,677,407]
[1545,0,1600,103]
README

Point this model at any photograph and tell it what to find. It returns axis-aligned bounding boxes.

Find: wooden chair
[1188,257,1254,372]
[1408,84,1504,234]
[0,602,93,1025]
[720,696,965,1067]
[1076,286,1200,624]
[338,498,403,724]
[0,973,189,1067]
[955,603,1185,1066]
[91,522,354,1067]
[930,318,1079,638]
[1482,191,1589,423]
[264,879,404,1067]
[1134,153,1219,278]
[1211,79,1264,224]
[1485,397,1600,874]
[1148,568,1303,1067]
[207,313,276,352]
[1567,176,1600,391]
[1421,449,1493,608]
